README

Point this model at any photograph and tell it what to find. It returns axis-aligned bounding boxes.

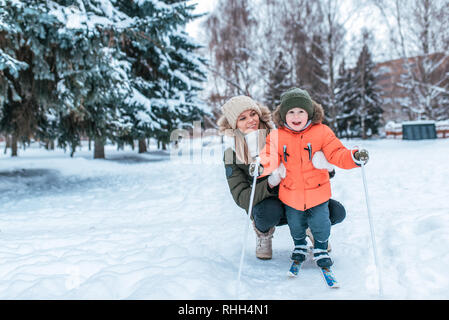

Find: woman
[217,95,345,260]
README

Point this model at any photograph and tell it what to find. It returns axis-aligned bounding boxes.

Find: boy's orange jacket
[259,104,358,211]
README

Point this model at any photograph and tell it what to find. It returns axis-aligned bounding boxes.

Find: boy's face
[285,107,308,131]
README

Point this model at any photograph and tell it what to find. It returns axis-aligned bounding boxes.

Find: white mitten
[268,163,286,187]
[312,151,334,172]
[244,130,260,158]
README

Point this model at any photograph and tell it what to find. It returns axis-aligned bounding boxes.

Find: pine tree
[48,1,133,158]
[308,33,329,112]
[101,0,165,153]
[265,51,291,110]
[335,59,357,138]
[353,44,383,139]
[151,0,208,149]
[0,1,59,156]
[1,0,207,157]
[0,1,133,158]
[114,0,208,151]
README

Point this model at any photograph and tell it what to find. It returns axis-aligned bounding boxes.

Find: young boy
[256,87,369,267]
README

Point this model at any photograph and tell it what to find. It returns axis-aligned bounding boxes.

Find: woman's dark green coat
[223,147,278,213]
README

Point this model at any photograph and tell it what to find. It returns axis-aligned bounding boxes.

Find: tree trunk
[11,134,18,157]
[4,135,11,154]
[94,138,105,159]
[45,140,55,150]
[361,115,367,140]
[138,138,147,153]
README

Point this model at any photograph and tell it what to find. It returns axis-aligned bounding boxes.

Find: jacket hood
[272,100,325,128]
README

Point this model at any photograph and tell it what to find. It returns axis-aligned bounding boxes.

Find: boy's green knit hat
[279,87,314,121]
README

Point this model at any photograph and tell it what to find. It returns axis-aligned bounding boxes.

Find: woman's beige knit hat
[221,95,262,129]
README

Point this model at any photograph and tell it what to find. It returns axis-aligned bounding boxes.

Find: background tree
[374,0,449,120]
[335,59,357,138]
[116,0,208,152]
[0,0,207,157]
[265,51,291,109]
[0,1,58,156]
[204,0,258,110]
[48,1,132,159]
[352,34,383,139]
[307,33,329,109]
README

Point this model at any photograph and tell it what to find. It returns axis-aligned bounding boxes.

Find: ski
[287,260,302,277]
[320,267,340,288]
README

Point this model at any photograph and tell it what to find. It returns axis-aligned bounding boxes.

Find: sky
[186,0,217,44]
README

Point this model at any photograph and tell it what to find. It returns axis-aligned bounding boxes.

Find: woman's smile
[236,109,260,134]
[247,122,257,130]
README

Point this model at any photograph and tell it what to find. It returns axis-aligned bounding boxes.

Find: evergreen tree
[151,0,208,149]
[113,0,208,151]
[352,44,383,139]
[265,51,291,110]
[335,59,357,138]
[308,33,329,112]
[1,0,207,157]
[0,1,133,157]
[0,1,59,156]
[47,1,132,158]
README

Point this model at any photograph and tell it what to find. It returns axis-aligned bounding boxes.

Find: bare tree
[374,0,449,120]
[280,0,361,130]
[253,0,295,107]
[316,0,343,130]
[204,0,258,107]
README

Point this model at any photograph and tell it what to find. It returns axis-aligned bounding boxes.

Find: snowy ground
[0,137,448,299]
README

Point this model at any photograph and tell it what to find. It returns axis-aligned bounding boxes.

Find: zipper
[300,135,306,210]
[304,143,312,161]
[283,145,289,162]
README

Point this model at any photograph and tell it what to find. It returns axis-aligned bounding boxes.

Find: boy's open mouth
[292,121,302,126]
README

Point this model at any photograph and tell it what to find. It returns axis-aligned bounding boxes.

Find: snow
[48,0,134,31]
[0,49,29,78]
[0,138,449,299]
[402,120,436,125]
[172,70,192,90]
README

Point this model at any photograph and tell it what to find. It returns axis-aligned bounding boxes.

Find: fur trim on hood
[217,103,275,136]
[272,100,324,128]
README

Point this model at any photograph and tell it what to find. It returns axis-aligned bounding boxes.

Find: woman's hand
[268,163,286,188]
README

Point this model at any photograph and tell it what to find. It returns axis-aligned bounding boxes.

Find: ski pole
[236,156,260,299]
[352,147,383,297]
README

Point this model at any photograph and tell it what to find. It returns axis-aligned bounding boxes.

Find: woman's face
[236,109,260,134]
[285,107,308,131]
